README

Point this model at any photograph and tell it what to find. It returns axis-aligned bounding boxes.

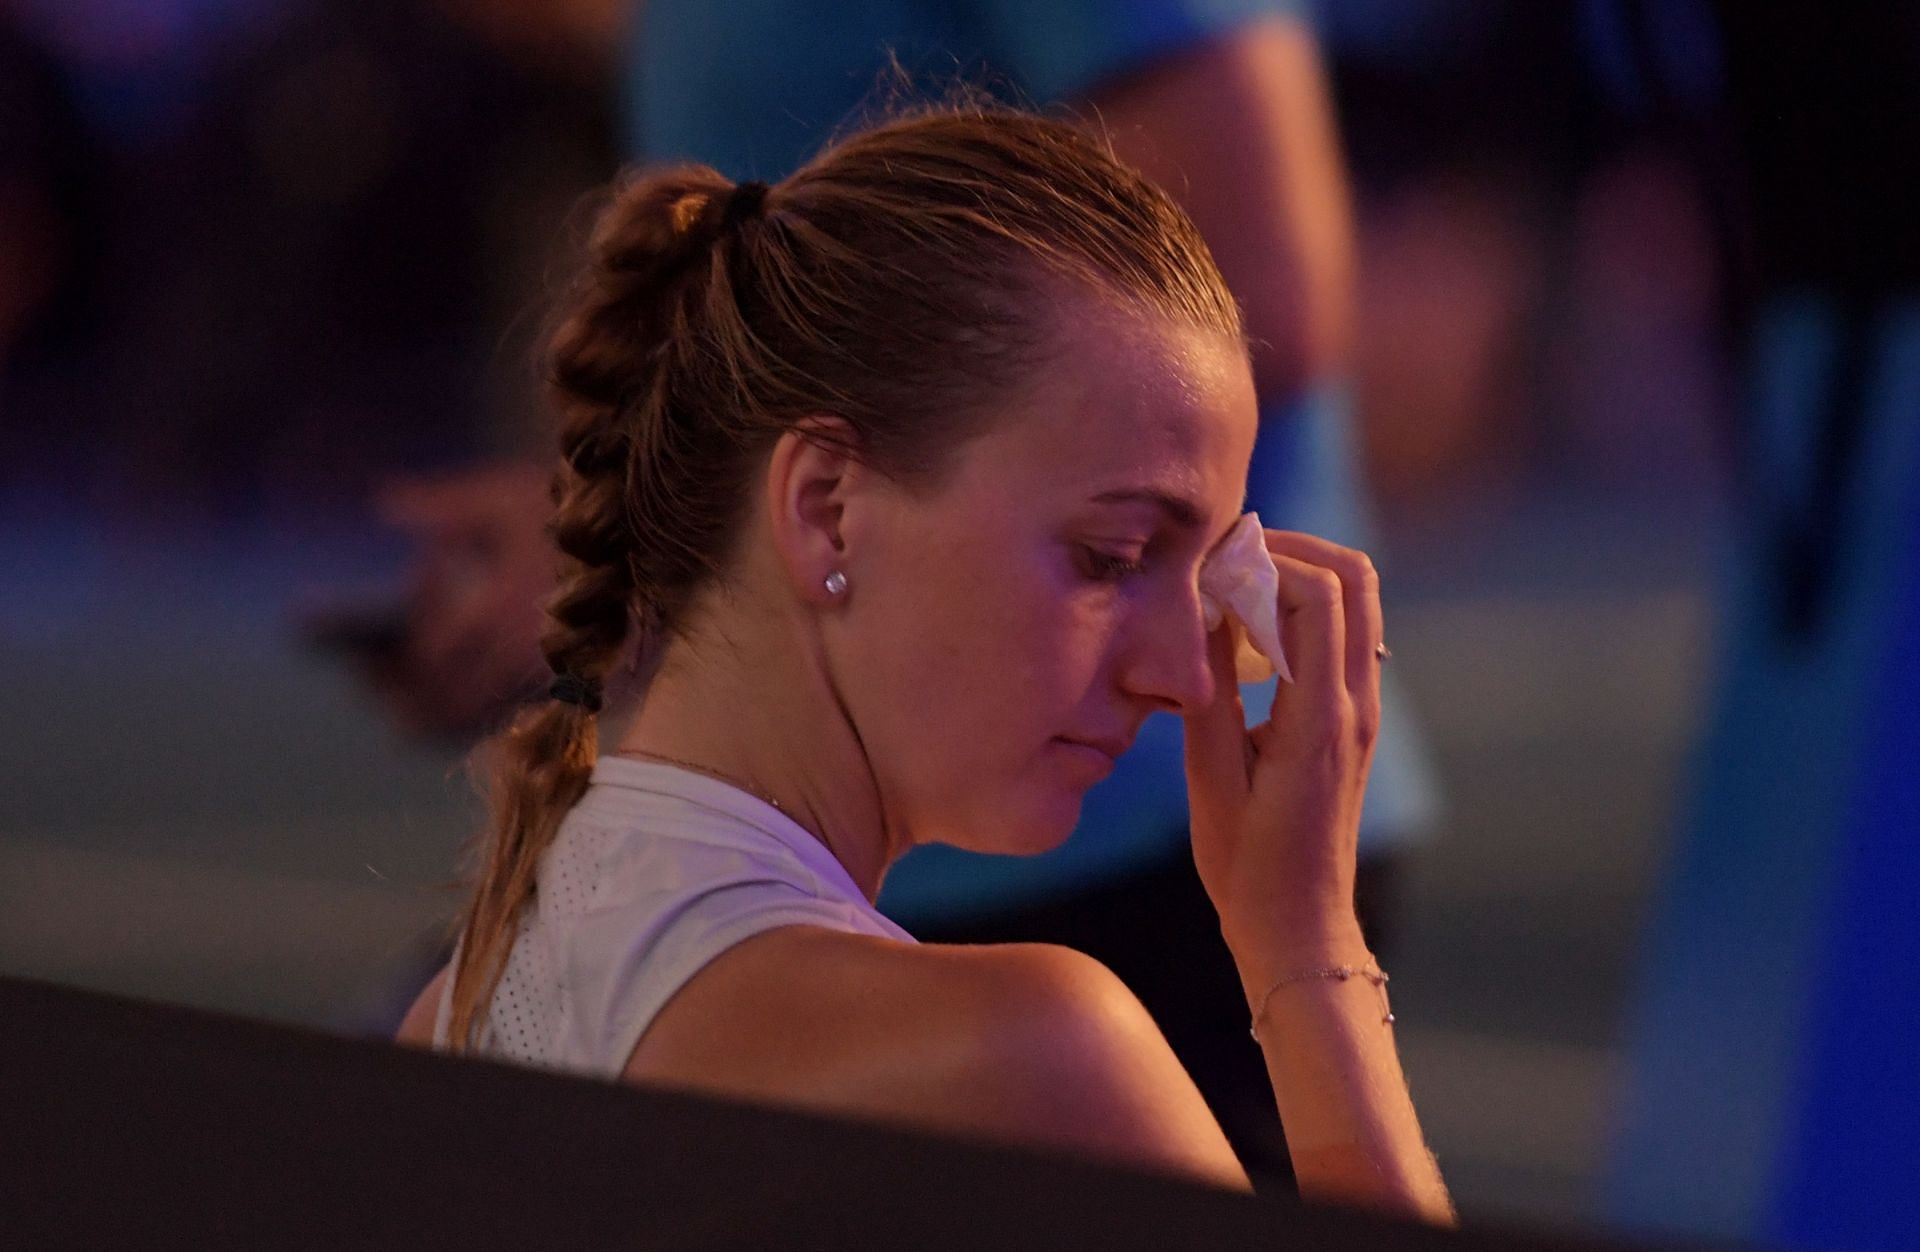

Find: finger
[378,468,525,534]
[1264,531,1382,732]
[1265,550,1348,713]
[378,477,469,533]
[1183,623,1253,823]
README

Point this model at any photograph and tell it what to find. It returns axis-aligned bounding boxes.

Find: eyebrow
[1089,488,1205,530]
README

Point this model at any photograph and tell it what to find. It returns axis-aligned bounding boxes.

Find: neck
[612,595,903,902]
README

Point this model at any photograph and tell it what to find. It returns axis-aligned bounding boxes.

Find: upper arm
[1085,15,1355,392]
[625,930,1249,1190]
[941,944,1253,1190]
[395,965,450,1049]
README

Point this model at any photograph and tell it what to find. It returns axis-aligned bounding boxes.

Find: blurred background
[3,0,1914,1247]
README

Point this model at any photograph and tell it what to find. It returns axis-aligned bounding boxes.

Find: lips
[1053,740,1118,784]
[1055,734,1130,763]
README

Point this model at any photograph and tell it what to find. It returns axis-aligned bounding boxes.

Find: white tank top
[433,756,915,1076]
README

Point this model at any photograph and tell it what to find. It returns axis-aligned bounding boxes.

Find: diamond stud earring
[823,570,848,596]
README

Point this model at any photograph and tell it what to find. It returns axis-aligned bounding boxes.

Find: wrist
[1246,957,1395,1042]
[1225,913,1371,1004]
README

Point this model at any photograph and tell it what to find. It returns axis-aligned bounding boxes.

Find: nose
[1113,577,1217,716]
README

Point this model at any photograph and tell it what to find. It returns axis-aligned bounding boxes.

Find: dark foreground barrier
[0,976,1704,1250]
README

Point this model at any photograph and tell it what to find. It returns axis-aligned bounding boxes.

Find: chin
[925,785,1082,858]
[917,751,1110,855]
[986,783,1090,857]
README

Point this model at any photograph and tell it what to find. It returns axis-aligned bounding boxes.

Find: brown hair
[443,104,1241,1050]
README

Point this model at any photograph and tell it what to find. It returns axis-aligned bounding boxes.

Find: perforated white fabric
[435,758,914,1077]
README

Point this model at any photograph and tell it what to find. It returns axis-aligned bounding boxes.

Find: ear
[764,418,873,604]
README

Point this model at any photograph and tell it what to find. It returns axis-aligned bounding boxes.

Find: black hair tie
[722,181,770,228]
[548,673,603,713]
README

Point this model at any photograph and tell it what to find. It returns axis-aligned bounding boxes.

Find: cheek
[928,541,1117,700]
[848,539,1119,761]
[838,535,1136,852]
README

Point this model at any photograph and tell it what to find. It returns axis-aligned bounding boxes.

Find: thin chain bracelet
[1249,962,1394,1042]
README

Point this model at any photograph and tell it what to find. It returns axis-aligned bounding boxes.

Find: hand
[1182,530,1383,996]
[364,460,557,741]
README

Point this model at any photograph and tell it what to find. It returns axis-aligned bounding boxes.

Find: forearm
[1252,971,1454,1223]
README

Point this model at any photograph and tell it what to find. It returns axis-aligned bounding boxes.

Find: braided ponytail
[444,167,746,1051]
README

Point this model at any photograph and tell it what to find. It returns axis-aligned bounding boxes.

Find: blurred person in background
[372,0,1440,1188]
[1600,3,1920,1248]
[0,10,108,513]
[0,0,616,530]
[0,0,624,1036]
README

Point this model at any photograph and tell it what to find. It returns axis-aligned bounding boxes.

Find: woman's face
[830,308,1258,856]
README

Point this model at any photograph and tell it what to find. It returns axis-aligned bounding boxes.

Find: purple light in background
[13,0,297,145]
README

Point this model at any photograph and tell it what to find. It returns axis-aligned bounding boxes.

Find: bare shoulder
[394,964,450,1049]
[627,930,1247,1189]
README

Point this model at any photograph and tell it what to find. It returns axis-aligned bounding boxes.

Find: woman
[398,105,1452,1222]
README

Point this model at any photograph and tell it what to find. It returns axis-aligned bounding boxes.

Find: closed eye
[1077,546,1148,583]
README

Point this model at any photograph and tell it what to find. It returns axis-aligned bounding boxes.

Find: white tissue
[1198,512,1293,685]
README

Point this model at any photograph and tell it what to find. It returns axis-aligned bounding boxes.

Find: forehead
[958,309,1257,524]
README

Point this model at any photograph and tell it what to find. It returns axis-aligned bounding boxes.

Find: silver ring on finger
[1375,642,1392,663]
